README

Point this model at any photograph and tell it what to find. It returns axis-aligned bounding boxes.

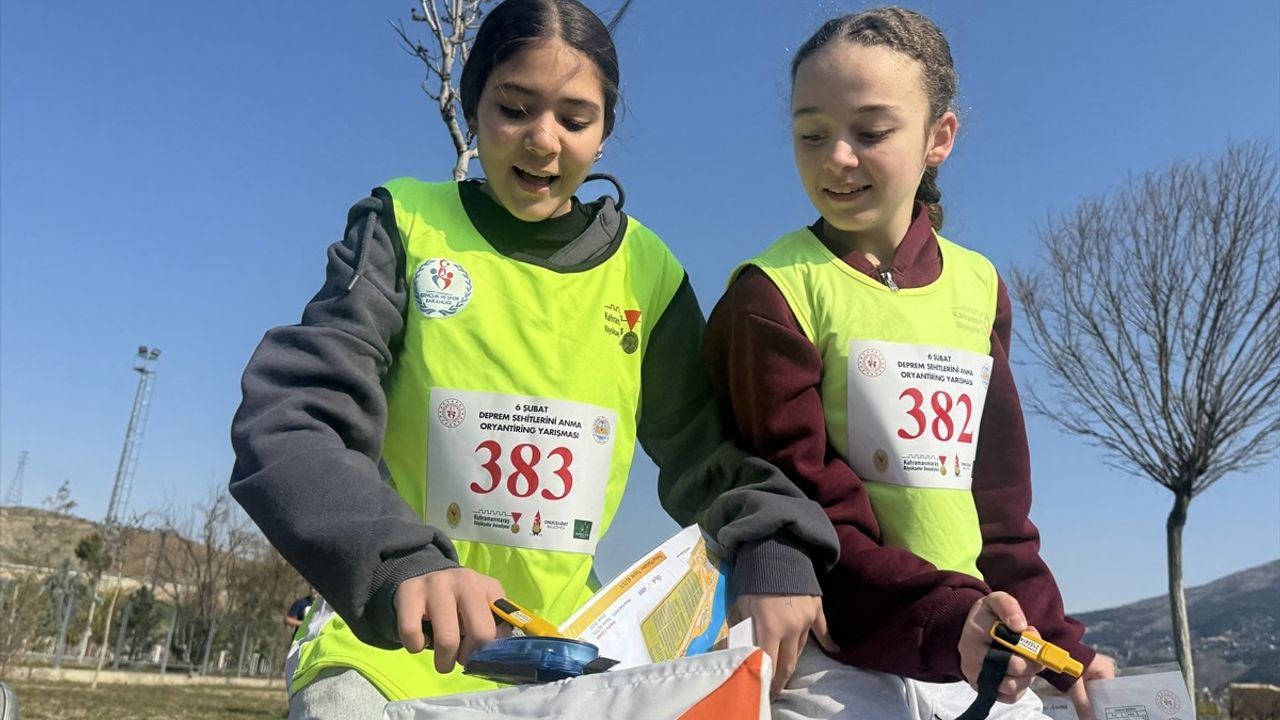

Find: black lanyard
[954,644,1015,720]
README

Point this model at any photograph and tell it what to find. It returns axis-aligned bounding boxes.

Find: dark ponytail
[918,166,943,231]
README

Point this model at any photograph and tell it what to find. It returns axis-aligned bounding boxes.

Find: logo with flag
[620,309,641,354]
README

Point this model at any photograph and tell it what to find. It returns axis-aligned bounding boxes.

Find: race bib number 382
[427,388,617,555]
[847,340,993,490]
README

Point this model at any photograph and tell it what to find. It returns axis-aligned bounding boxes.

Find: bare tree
[226,534,305,677]
[153,488,254,674]
[392,0,497,180]
[1011,143,1280,694]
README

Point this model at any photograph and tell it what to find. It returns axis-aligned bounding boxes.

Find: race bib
[427,388,617,554]
[847,340,993,489]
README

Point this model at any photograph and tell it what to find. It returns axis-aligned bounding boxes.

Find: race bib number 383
[427,388,617,555]
[847,340,993,490]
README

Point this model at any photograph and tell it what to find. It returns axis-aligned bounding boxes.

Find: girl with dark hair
[703,7,1113,719]
[230,0,838,716]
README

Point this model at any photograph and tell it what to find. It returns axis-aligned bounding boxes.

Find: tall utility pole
[3,450,29,506]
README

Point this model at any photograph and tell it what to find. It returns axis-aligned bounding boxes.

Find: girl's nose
[823,139,859,173]
[524,122,559,157]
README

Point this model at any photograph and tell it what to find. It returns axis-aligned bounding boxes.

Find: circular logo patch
[1155,690,1181,714]
[872,448,889,474]
[413,258,473,317]
[446,502,461,528]
[620,331,639,354]
[436,398,466,429]
[592,416,612,445]
[857,348,887,378]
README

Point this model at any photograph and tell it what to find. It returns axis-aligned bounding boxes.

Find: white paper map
[1085,671,1194,720]
[1040,695,1076,720]
[558,525,731,670]
[1039,671,1195,720]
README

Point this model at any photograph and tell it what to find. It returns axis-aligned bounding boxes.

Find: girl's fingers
[771,630,800,700]
[811,607,840,654]
[456,592,497,665]
[394,579,428,653]
[424,590,462,674]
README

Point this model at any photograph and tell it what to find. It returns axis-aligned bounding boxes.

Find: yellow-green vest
[737,228,998,578]
[292,179,687,700]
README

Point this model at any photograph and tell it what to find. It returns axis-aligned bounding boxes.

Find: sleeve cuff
[920,587,987,680]
[358,546,460,649]
[729,537,822,598]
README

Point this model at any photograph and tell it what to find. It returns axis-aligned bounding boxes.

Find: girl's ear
[925,110,958,167]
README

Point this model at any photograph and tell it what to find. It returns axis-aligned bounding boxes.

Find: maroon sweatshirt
[703,203,1094,691]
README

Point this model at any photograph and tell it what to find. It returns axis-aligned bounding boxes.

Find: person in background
[284,587,317,636]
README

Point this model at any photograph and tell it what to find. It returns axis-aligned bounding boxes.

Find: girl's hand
[1067,653,1116,720]
[394,568,506,673]
[959,592,1042,704]
[733,594,838,699]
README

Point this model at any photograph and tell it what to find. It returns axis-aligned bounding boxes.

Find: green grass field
[7,678,287,719]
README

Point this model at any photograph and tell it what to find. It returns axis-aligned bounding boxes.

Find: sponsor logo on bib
[413,258,473,317]
[592,416,612,444]
[857,348,888,378]
[437,398,466,429]
[873,448,889,474]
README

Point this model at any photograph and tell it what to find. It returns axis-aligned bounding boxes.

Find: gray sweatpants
[772,645,1054,720]
[288,668,387,720]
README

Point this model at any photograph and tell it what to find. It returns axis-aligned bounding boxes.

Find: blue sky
[2,1,1277,614]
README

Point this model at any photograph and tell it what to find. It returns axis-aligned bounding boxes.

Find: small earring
[594,147,604,161]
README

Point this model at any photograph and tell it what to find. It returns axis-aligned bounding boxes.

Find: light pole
[82,346,161,662]
[104,346,161,529]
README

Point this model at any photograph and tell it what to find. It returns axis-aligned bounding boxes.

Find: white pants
[772,645,1052,720]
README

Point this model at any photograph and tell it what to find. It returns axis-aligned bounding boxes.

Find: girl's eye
[562,118,589,132]
[799,133,828,145]
[499,105,527,119]
[858,129,893,143]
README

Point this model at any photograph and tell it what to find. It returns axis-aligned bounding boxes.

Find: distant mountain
[1075,560,1280,691]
